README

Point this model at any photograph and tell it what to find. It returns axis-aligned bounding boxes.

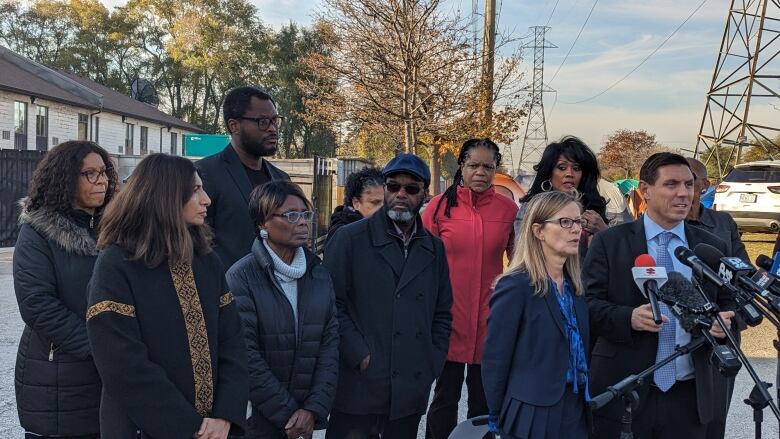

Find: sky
[98,0,775,171]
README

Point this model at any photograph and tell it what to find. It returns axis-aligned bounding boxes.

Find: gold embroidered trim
[219,292,233,308]
[86,300,135,321]
[169,262,214,417]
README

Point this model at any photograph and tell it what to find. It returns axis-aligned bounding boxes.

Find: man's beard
[387,209,414,223]
[240,128,277,157]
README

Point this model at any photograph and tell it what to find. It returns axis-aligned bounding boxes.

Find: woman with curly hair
[516,136,609,254]
[87,153,248,439]
[13,140,118,438]
[326,167,384,242]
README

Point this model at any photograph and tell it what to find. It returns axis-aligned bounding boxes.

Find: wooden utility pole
[481,0,496,127]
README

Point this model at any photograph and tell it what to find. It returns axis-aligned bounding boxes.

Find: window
[14,101,27,134]
[125,123,134,155]
[94,117,100,143]
[36,106,48,137]
[140,126,148,155]
[78,113,88,140]
[170,132,178,155]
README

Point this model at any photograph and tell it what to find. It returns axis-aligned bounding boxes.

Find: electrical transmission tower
[694,0,780,178]
[518,26,556,174]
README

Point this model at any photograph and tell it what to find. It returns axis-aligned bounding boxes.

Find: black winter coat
[13,206,102,436]
[87,246,248,439]
[227,239,339,438]
[324,207,453,420]
[326,205,363,243]
[196,144,290,269]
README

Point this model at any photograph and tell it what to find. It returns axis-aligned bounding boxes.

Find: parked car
[713,160,780,233]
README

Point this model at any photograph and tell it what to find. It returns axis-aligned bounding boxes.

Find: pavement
[0,245,778,438]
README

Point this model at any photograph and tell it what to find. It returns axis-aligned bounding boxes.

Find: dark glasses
[385,182,422,195]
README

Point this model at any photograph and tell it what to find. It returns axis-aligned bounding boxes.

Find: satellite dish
[130,78,160,107]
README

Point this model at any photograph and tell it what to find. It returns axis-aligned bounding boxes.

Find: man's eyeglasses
[239,116,284,131]
[274,210,314,223]
[541,217,585,229]
[385,182,422,195]
[80,168,112,184]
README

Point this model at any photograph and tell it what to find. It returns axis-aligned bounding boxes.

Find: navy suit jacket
[482,271,590,425]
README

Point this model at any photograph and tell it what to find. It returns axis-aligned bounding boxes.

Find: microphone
[632,254,667,324]
[657,272,742,377]
[674,246,733,290]
[657,272,712,331]
[694,243,765,326]
[756,253,780,279]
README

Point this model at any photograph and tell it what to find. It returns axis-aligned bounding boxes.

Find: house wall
[0,90,193,156]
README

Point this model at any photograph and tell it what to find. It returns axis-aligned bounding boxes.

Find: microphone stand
[589,336,710,438]
[690,280,780,434]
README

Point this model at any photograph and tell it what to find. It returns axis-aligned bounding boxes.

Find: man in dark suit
[685,157,747,439]
[583,152,736,439]
[324,154,453,439]
[197,86,290,269]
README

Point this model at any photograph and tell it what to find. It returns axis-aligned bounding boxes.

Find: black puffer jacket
[226,239,339,438]
[326,205,363,243]
[13,205,102,436]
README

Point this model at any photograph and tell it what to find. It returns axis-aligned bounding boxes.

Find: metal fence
[0,149,46,246]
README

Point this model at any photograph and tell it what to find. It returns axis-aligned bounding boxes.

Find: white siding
[0,90,198,156]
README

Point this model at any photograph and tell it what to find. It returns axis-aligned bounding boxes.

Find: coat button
[392,370,399,378]
[417,293,424,300]
[416,331,422,338]
[394,331,401,337]
[396,293,402,299]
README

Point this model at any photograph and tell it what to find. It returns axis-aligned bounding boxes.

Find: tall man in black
[583,153,736,439]
[324,154,453,438]
[197,86,290,268]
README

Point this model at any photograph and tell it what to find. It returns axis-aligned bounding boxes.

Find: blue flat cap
[382,154,431,187]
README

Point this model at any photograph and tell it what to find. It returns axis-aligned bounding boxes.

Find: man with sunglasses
[324,154,453,439]
[196,86,290,269]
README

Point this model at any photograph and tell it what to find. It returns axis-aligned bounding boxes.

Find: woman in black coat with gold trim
[86,154,248,439]
[13,141,117,439]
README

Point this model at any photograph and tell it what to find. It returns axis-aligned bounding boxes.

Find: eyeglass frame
[539,217,586,229]
[79,167,113,184]
[384,182,423,195]
[273,210,314,224]
[238,115,284,131]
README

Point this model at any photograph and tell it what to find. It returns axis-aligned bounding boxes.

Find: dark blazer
[227,239,339,438]
[87,246,248,439]
[196,144,290,268]
[324,207,453,420]
[583,218,733,425]
[482,271,590,435]
[687,204,749,263]
[13,207,102,436]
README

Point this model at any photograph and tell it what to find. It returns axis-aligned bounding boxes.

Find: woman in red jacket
[422,138,518,439]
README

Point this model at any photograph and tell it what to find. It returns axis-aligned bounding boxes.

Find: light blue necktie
[654,231,677,392]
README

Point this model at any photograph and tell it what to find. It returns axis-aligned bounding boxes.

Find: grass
[735,233,779,358]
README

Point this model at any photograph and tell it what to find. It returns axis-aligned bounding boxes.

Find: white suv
[713,160,780,233]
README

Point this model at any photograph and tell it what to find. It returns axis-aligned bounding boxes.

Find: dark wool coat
[87,245,248,439]
[227,240,339,438]
[196,144,290,269]
[324,207,453,420]
[13,206,102,436]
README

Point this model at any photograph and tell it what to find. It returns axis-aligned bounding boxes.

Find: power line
[562,0,709,105]
[545,0,562,27]
[547,0,600,85]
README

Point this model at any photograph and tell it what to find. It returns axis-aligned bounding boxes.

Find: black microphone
[658,272,712,331]
[694,243,765,326]
[657,272,742,377]
[674,246,735,290]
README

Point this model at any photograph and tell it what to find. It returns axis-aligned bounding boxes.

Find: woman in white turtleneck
[226,181,339,439]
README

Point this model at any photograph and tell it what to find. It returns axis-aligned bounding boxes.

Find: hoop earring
[259,229,269,239]
[540,179,553,192]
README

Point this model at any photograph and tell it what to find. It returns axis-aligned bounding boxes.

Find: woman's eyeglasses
[541,217,585,229]
[80,168,112,184]
[274,210,314,223]
[385,182,422,195]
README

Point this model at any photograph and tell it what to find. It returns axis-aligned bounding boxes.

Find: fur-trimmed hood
[18,199,99,256]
